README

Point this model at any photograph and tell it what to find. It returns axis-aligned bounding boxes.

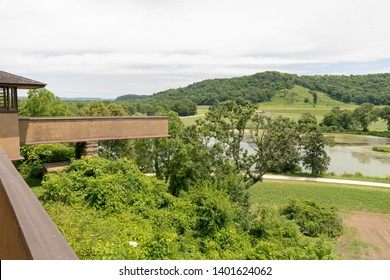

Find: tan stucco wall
[0,113,21,160]
[19,116,169,145]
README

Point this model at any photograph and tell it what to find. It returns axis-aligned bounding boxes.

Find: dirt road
[337,211,390,260]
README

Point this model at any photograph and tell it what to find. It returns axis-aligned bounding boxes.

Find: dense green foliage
[118,98,197,116]
[17,144,75,178]
[203,101,333,178]
[321,107,354,131]
[116,71,390,106]
[298,74,390,105]
[352,103,379,131]
[151,72,296,105]
[320,104,386,132]
[281,200,343,238]
[19,88,77,117]
[41,157,340,260]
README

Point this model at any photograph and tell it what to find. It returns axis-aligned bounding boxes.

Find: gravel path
[263,174,390,189]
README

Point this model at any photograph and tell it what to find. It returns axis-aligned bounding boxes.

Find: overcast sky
[2,0,390,98]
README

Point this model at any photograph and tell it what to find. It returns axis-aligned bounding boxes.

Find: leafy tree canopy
[19,88,76,117]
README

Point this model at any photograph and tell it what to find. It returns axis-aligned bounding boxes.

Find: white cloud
[2,0,390,97]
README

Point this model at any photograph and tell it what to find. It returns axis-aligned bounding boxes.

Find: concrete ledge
[43,161,71,173]
[19,116,169,145]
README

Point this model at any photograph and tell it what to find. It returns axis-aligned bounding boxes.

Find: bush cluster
[280,200,343,238]
[41,157,342,260]
[17,144,75,178]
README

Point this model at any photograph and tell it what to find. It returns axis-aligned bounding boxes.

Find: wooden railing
[0,148,78,259]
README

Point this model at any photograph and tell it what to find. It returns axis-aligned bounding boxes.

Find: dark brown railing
[0,148,78,260]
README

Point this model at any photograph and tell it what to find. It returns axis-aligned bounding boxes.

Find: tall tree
[321,107,354,130]
[203,100,256,174]
[379,106,390,131]
[78,100,111,116]
[248,115,301,182]
[134,111,185,182]
[310,90,318,107]
[352,103,379,131]
[19,88,75,117]
[298,114,334,175]
[300,130,333,175]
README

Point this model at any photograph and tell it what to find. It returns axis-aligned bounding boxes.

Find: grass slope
[258,85,356,121]
[250,179,390,214]
[263,85,346,107]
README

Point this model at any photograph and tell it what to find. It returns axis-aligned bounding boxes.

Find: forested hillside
[297,73,390,105]
[151,71,296,105]
[117,71,390,105]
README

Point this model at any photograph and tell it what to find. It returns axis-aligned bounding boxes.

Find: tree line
[19,88,197,117]
[117,71,390,106]
[321,104,390,132]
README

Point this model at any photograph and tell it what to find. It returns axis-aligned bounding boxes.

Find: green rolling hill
[117,71,390,106]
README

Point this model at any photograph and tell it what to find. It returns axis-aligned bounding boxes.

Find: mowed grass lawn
[250,179,390,214]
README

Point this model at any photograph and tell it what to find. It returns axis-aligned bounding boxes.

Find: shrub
[41,172,84,204]
[180,184,235,236]
[85,175,129,213]
[42,157,162,213]
[248,205,338,260]
[18,144,75,178]
[280,199,343,238]
[250,206,302,241]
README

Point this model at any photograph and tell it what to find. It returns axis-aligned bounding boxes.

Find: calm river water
[326,134,390,177]
[241,134,390,177]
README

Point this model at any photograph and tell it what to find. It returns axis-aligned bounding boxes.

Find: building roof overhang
[0,71,46,89]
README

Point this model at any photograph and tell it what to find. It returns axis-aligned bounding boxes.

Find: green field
[250,179,390,214]
[180,86,388,130]
[250,179,390,259]
[182,85,353,124]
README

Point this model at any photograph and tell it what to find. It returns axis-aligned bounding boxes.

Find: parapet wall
[19,116,169,145]
[0,148,78,259]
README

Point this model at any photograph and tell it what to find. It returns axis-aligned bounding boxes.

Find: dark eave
[0,71,46,89]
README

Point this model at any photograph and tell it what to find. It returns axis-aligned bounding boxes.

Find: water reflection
[326,135,390,177]
[351,151,372,164]
[241,134,390,177]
